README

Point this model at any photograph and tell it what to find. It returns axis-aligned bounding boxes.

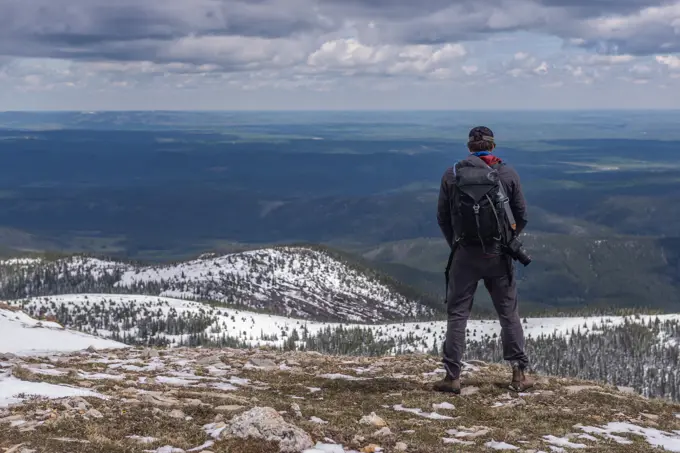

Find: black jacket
[437,154,528,249]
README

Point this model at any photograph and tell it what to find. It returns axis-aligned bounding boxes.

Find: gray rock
[225,406,313,453]
[247,358,278,370]
[351,435,366,446]
[290,403,302,418]
[141,348,159,359]
[85,409,103,419]
[61,397,91,411]
[395,442,408,451]
[617,386,637,395]
[197,355,222,366]
[137,392,181,407]
[182,399,208,407]
[17,420,42,433]
[168,409,185,419]
[565,385,600,394]
[359,412,387,427]
[372,427,393,437]
[215,405,245,412]
[0,415,26,424]
[460,386,480,396]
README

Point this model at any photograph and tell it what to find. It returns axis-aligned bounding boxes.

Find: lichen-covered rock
[141,348,159,359]
[225,406,313,452]
[247,358,278,370]
[137,392,181,407]
[168,409,185,419]
[196,355,222,366]
[372,427,392,437]
[85,408,103,419]
[60,397,90,411]
[359,412,387,427]
[214,405,244,412]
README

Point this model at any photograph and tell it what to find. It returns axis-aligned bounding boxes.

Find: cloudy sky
[1,0,679,110]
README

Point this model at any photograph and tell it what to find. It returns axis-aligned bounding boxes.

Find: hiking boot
[509,365,535,392]
[433,375,461,394]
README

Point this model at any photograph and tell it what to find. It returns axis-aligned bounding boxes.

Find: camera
[505,236,532,267]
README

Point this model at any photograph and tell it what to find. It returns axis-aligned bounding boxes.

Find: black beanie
[468,126,495,143]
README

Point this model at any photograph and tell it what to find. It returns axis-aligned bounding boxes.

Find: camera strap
[489,163,516,233]
[488,163,517,284]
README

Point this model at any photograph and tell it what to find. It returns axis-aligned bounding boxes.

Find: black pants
[442,245,529,379]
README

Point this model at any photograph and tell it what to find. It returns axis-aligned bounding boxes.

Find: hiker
[434,126,534,394]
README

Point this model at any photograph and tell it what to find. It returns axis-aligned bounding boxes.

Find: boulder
[224,406,313,452]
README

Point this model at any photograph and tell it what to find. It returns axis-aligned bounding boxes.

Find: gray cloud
[0,0,333,62]
[0,0,677,74]
[335,0,680,55]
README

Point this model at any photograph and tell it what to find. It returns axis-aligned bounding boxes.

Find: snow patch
[393,404,454,420]
[0,308,126,356]
[576,422,680,451]
[0,374,105,407]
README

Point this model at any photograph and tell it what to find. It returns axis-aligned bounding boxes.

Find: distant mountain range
[0,119,679,316]
[0,246,438,323]
[348,233,680,314]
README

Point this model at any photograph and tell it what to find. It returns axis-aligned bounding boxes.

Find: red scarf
[478,154,502,166]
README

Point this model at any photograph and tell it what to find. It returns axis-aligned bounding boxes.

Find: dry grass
[2,348,680,452]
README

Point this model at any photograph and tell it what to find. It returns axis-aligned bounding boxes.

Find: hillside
[0,304,126,356]
[350,232,680,313]
[7,294,680,402]
[0,247,438,323]
[3,341,680,452]
[0,305,127,409]
[6,293,679,352]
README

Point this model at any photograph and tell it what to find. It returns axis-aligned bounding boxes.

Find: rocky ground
[2,348,680,453]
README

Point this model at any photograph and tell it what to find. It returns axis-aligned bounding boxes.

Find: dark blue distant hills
[0,110,679,314]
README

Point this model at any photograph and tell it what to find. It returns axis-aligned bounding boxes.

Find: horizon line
[2,108,680,113]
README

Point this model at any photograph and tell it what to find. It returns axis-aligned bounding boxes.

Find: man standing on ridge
[434,126,534,394]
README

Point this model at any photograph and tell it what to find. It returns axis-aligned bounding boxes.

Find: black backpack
[452,158,506,249]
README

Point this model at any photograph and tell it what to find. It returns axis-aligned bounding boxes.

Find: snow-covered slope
[0,306,126,356]
[0,305,119,408]
[0,247,435,323]
[8,294,680,354]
